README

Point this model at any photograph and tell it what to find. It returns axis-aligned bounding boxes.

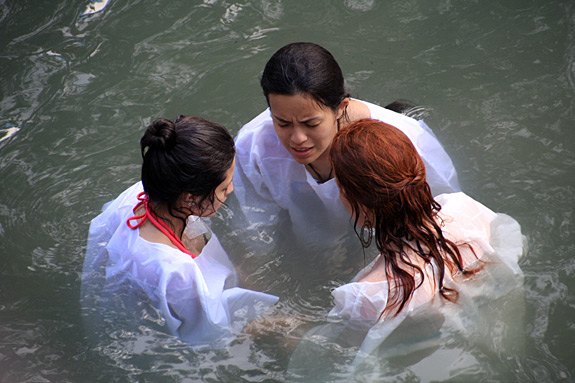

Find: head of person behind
[330,119,473,318]
[260,42,356,183]
[140,115,235,240]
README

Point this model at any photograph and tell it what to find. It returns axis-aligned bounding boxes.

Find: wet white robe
[287,192,525,378]
[233,99,461,243]
[329,192,524,327]
[81,182,278,346]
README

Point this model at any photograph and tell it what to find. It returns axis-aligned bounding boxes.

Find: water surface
[1,0,574,381]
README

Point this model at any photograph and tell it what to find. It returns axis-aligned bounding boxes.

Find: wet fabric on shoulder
[328,192,525,358]
[233,99,461,243]
[81,182,278,347]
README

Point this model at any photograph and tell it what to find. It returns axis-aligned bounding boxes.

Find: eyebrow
[273,115,320,124]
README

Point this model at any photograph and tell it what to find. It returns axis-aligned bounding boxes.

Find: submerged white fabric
[81,182,278,346]
[328,192,525,358]
[287,193,525,378]
[233,100,461,241]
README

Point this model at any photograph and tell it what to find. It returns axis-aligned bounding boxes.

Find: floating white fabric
[233,100,461,243]
[81,182,278,347]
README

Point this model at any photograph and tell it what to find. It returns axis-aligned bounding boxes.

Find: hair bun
[141,118,177,154]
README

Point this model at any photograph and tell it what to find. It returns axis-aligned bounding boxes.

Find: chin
[293,158,310,165]
[294,154,317,165]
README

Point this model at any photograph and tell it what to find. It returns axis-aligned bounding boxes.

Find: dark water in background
[0,0,574,382]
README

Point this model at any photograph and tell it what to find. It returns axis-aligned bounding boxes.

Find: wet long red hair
[330,119,473,317]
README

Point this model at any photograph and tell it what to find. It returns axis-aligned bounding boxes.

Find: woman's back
[81,116,278,347]
[287,192,525,380]
[329,192,524,328]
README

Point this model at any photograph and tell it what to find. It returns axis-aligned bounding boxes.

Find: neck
[149,203,186,238]
[306,155,333,184]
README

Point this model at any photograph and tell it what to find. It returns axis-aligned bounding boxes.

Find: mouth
[291,146,313,157]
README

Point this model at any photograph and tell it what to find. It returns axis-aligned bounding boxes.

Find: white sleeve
[436,192,524,276]
[233,149,281,227]
[159,235,278,344]
[329,281,389,329]
[82,182,144,307]
[233,110,283,228]
[413,119,461,195]
[363,100,461,195]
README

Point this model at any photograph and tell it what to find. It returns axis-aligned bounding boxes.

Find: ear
[182,192,199,210]
[182,192,194,203]
[336,97,350,120]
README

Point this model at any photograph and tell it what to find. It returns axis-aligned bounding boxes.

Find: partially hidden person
[287,119,525,380]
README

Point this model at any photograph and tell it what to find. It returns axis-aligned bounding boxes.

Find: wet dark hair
[260,42,350,112]
[140,115,235,222]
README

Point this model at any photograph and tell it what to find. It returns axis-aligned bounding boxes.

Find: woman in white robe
[287,119,525,380]
[233,42,460,245]
[81,115,278,347]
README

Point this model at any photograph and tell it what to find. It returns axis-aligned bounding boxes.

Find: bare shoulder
[347,99,371,122]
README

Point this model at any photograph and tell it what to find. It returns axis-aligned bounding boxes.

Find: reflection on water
[0,127,19,143]
[0,0,574,382]
[81,0,112,17]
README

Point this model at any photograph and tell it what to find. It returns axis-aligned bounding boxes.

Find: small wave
[0,127,20,144]
[344,0,375,12]
[81,0,112,17]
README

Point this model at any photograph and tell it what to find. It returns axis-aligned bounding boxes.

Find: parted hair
[260,42,350,111]
[140,115,235,219]
[330,119,473,317]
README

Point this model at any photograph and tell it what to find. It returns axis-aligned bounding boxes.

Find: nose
[290,126,307,145]
[227,181,234,196]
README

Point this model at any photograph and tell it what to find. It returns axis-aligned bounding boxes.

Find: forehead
[268,93,331,117]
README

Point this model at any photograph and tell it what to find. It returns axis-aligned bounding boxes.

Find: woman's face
[268,93,345,165]
[195,158,235,217]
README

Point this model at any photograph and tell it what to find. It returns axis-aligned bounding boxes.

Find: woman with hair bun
[81,115,278,346]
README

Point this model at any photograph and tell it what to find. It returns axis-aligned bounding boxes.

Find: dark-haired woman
[327,119,524,357]
[81,116,278,346]
[233,42,461,243]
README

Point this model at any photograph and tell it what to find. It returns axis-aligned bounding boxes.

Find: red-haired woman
[328,119,524,330]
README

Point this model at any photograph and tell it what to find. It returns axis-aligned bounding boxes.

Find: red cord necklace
[126,192,197,258]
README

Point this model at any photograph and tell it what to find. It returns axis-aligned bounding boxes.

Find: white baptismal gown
[81,182,278,347]
[329,192,524,327]
[288,193,525,379]
[233,99,461,243]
